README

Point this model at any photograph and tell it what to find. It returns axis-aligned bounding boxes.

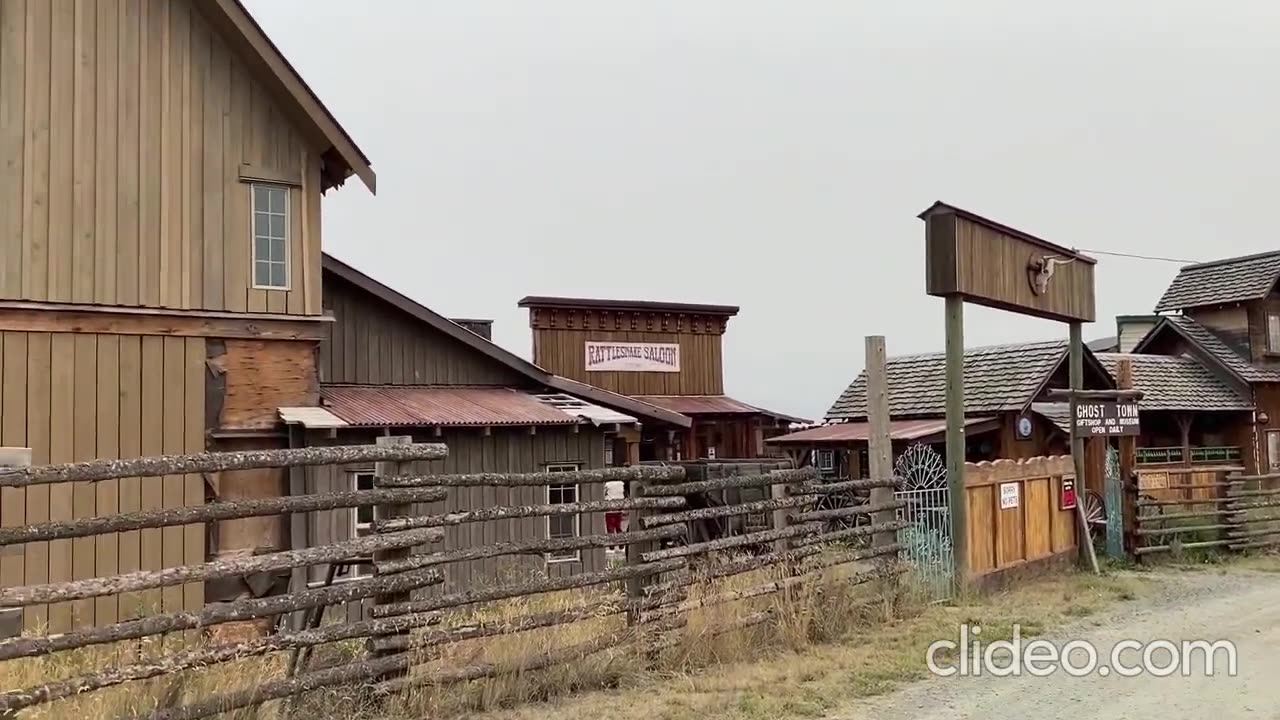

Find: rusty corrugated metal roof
[635,395,762,415]
[766,417,998,445]
[633,395,808,423]
[320,386,580,427]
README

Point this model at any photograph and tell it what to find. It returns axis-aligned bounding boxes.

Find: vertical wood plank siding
[0,331,205,632]
[319,277,529,386]
[307,427,607,622]
[0,0,323,315]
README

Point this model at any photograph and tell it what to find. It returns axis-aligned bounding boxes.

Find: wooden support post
[1114,358,1137,560]
[1069,323,1101,574]
[864,337,897,558]
[372,435,414,664]
[1175,413,1193,467]
[624,479,656,627]
[944,295,969,585]
[770,480,791,558]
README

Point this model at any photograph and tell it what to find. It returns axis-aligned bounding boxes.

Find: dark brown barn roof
[1134,315,1280,384]
[321,386,581,427]
[322,254,692,428]
[635,395,810,424]
[517,296,739,317]
[1093,353,1253,411]
[826,340,1113,421]
[1154,251,1280,312]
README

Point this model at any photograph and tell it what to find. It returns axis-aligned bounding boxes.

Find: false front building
[517,296,807,460]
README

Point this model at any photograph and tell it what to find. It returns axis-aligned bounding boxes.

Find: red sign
[1060,477,1077,511]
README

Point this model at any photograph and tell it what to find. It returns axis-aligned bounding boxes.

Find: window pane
[269,213,285,239]
[1269,314,1280,351]
[270,187,286,213]
[270,237,286,263]
[357,506,373,526]
[356,474,375,491]
[549,516,575,539]
[254,260,271,287]
[253,185,270,211]
[254,235,270,263]
[270,262,287,289]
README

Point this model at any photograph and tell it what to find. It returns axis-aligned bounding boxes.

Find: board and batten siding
[532,328,725,396]
[307,427,607,622]
[0,331,205,633]
[320,277,529,386]
[0,0,323,315]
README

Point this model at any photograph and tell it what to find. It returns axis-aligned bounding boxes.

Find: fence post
[1109,358,1135,561]
[865,337,896,557]
[625,477,654,626]
[372,435,414,663]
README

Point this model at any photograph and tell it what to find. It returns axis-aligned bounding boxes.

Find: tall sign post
[923,202,1099,586]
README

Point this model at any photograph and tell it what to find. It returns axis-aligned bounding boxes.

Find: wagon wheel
[812,489,872,547]
[1082,490,1107,539]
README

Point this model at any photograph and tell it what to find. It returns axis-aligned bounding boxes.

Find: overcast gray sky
[247,0,1278,420]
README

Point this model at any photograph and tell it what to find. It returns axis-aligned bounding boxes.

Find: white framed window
[816,449,835,472]
[546,463,581,562]
[251,183,290,290]
[1268,313,1280,354]
[344,470,376,578]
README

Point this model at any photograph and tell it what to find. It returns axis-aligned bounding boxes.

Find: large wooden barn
[517,296,808,461]
[0,0,378,632]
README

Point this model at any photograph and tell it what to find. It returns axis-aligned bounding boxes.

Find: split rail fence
[1131,466,1280,556]
[0,441,905,719]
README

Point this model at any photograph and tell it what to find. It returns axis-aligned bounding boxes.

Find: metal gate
[894,443,954,599]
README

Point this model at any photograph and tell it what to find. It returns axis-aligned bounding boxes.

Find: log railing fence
[0,442,904,719]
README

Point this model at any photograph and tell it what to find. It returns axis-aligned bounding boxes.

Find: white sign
[585,341,680,373]
[999,482,1020,510]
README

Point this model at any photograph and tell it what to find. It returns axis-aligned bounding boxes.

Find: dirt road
[846,568,1280,720]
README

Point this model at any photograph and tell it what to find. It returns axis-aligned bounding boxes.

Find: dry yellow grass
[0,553,1152,720]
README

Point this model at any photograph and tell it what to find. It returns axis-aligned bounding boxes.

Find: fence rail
[1132,466,1277,557]
[0,443,903,718]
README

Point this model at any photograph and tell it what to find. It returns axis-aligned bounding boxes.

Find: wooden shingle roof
[1093,353,1253,411]
[825,340,1106,421]
[1154,252,1280,312]
[1135,315,1280,384]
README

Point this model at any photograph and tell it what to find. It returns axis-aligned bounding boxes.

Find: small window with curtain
[546,463,581,562]
[251,183,289,290]
[1268,313,1280,354]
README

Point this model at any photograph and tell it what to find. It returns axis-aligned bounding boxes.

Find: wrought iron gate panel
[894,444,954,599]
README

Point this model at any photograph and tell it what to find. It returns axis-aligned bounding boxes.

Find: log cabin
[517,296,809,461]
[0,0,376,632]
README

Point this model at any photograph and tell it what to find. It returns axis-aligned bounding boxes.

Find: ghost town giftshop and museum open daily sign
[1074,401,1140,436]
[585,342,680,373]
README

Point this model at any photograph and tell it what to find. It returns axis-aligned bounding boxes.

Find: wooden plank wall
[319,277,528,387]
[0,331,205,632]
[531,328,724,396]
[964,455,1077,578]
[306,427,606,622]
[928,213,1096,322]
[0,0,322,315]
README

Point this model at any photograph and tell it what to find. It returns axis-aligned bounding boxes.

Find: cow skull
[1028,255,1075,296]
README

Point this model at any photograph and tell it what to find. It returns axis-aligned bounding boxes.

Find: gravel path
[842,568,1280,720]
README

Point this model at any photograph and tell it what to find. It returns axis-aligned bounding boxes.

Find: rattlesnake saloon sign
[585,341,680,373]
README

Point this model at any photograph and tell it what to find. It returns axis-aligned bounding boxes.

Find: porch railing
[1135,446,1242,466]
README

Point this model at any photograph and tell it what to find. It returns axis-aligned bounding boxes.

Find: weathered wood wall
[0,0,323,314]
[527,313,726,396]
[0,330,205,632]
[926,211,1096,322]
[307,426,607,621]
[208,338,319,430]
[319,276,527,386]
[964,456,1077,579]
